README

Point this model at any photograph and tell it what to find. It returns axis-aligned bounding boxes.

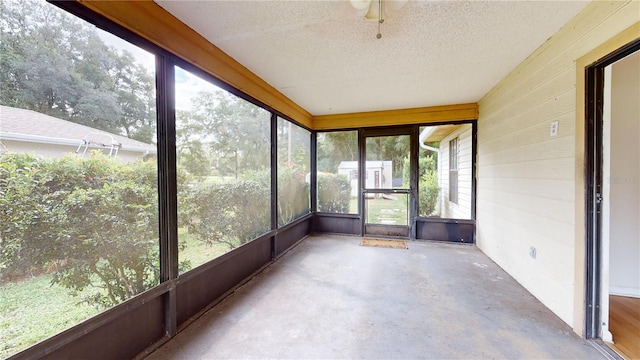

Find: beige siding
[477,0,640,330]
[440,124,473,219]
[0,140,145,163]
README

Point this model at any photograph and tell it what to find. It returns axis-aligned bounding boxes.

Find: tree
[0,0,156,143]
[317,131,358,173]
[366,135,410,180]
[176,90,271,177]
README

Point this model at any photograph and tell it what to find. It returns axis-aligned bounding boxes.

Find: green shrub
[317,173,351,213]
[179,176,271,249]
[418,170,440,217]
[402,155,440,216]
[0,152,159,306]
[52,179,159,306]
[277,165,309,225]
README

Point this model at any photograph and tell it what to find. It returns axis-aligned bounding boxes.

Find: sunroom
[0,1,638,359]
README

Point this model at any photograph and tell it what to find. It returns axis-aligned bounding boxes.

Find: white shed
[338,160,393,197]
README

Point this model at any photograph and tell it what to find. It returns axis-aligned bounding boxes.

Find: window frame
[449,136,459,204]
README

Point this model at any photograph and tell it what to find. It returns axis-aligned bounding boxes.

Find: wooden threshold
[609,295,640,360]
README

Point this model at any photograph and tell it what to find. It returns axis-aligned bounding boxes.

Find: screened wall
[0,2,476,358]
[0,1,313,358]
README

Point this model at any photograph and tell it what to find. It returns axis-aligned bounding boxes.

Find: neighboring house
[0,105,156,162]
[420,123,473,219]
[338,160,393,196]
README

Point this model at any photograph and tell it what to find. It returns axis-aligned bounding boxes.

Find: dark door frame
[359,126,416,238]
[583,38,640,339]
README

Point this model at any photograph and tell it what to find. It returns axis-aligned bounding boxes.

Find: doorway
[585,39,640,359]
[314,123,476,242]
[361,129,413,238]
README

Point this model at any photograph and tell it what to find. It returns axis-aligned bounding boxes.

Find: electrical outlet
[529,246,537,259]
[550,121,559,137]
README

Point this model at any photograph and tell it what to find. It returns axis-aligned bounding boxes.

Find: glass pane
[175,66,271,272]
[365,193,409,226]
[418,124,473,219]
[365,135,409,189]
[317,131,358,214]
[0,1,158,356]
[277,117,310,226]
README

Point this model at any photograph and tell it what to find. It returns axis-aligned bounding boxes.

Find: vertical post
[409,126,419,240]
[271,113,278,259]
[358,129,366,236]
[471,120,477,222]
[156,55,178,336]
[310,131,317,218]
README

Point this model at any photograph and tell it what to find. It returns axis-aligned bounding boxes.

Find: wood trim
[574,21,640,336]
[76,0,313,128]
[312,103,478,130]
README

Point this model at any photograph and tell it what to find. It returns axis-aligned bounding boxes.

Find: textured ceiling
[155,0,589,116]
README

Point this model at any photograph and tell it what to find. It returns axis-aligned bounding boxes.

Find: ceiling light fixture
[350,0,408,39]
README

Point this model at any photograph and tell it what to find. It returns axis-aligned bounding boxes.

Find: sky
[96,27,219,111]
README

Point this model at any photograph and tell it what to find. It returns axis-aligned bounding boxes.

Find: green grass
[0,230,237,358]
[0,275,99,358]
[365,196,408,225]
[178,228,233,272]
[349,196,408,225]
[349,197,358,214]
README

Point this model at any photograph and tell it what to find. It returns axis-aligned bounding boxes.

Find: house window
[350,170,358,180]
[449,137,459,204]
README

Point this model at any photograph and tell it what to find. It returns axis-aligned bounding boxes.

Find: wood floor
[609,295,640,360]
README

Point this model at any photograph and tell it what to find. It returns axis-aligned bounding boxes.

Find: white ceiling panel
[155,0,589,115]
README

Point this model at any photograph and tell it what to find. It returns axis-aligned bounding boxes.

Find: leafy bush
[317,173,351,213]
[0,152,159,306]
[402,155,440,217]
[179,175,271,249]
[277,164,310,225]
[418,170,440,217]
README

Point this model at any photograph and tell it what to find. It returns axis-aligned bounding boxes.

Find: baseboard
[609,286,640,298]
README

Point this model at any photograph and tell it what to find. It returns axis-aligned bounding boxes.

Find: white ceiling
[155,0,589,116]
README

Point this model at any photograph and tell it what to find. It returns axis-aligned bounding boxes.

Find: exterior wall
[476,0,640,331]
[364,163,392,189]
[1,139,147,163]
[440,124,473,219]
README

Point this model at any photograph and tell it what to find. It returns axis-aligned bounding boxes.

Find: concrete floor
[147,234,604,359]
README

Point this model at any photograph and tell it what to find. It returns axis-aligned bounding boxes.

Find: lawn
[0,275,99,358]
[178,227,233,271]
[348,196,408,225]
[0,229,233,358]
[365,196,408,225]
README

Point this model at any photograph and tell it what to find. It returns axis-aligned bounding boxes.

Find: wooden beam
[76,0,313,128]
[312,103,478,130]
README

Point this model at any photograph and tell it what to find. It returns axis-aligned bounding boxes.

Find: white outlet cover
[550,120,559,136]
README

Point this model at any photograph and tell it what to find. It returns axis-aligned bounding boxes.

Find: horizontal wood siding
[440,124,473,219]
[477,0,640,330]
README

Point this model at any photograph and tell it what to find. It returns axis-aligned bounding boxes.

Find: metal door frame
[584,39,640,339]
[359,127,418,238]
